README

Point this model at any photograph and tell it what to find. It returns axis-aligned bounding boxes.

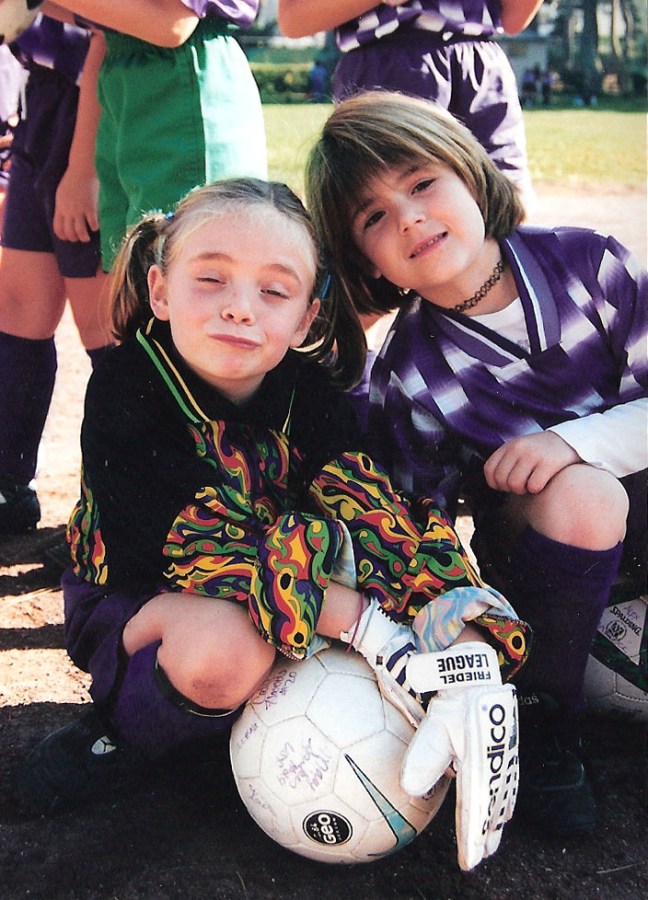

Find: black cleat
[0,478,40,534]
[16,710,147,816]
[517,692,597,837]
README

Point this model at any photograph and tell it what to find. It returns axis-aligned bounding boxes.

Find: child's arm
[278,0,408,38]
[499,1,544,35]
[53,30,104,243]
[41,3,77,24]
[484,399,648,495]
[483,430,580,495]
[485,233,648,495]
[43,0,200,47]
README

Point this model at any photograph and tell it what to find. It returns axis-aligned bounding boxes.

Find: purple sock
[111,643,239,759]
[85,344,113,370]
[0,332,57,484]
[505,527,623,714]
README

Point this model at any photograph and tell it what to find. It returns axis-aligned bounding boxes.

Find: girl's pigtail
[109,214,166,342]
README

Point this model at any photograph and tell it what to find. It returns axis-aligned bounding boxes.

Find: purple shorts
[62,569,241,759]
[333,30,531,196]
[1,64,101,278]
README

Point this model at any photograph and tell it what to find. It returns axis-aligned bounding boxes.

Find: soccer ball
[583,590,648,723]
[0,0,42,45]
[229,647,450,863]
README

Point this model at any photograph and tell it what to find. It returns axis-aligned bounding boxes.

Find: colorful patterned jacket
[67,319,527,683]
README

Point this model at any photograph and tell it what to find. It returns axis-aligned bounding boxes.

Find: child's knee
[158,629,275,711]
[515,464,629,549]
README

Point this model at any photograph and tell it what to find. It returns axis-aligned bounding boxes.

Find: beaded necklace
[453,259,504,313]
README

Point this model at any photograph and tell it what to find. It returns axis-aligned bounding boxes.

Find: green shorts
[96,19,267,269]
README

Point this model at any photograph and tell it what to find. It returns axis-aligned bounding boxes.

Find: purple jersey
[12,15,89,84]
[336,0,502,52]
[74,0,259,32]
[369,227,648,509]
[181,0,258,27]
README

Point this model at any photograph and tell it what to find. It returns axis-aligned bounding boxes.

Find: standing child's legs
[0,65,112,532]
[0,252,111,532]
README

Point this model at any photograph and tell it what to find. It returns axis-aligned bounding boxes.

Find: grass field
[263,104,647,193]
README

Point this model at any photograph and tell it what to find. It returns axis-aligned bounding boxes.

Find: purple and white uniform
[336,0,502,51]
[179,0,257,24]
[369,226,648,572]
[72,0,258,32]
[333,1,531,198]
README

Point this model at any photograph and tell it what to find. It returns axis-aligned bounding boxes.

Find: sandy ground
[0,183,646,899]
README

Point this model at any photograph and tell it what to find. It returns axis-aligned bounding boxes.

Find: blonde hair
[109,178,366,388]
[305,91,525,315]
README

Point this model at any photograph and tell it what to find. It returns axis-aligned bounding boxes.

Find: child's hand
[483,431,580,495]
[402,643,518,871]
[53,168,100,243]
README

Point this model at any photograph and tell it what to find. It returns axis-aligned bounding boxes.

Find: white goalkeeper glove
[402,642,519,871]
[339,596,425,728]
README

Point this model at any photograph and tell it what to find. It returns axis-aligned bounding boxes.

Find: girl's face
[148,208,320,404]
[350,161,493,307]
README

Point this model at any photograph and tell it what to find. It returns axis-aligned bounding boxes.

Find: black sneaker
[0,478,40,534]
[16,709,147,816]
[516,692,597,837]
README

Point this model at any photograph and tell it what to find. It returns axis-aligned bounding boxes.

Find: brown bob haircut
[305,90,525,316]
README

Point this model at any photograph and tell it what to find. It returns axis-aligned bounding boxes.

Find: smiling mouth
[409,233,446,258]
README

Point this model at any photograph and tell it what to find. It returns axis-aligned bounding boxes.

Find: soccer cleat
[516,692,597,837]
[0,478,40,534]
[340,596,427,726]
[16,709,147,816]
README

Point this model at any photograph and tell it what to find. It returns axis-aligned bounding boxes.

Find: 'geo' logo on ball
[303,811,352,846]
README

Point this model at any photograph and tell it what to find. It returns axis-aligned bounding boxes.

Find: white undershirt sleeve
[549,398,648,477]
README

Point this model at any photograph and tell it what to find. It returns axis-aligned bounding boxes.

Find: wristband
[406,642,501,693]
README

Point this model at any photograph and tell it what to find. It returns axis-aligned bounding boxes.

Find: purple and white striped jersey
[179,0,258,27]
[73,1,259,33]
[369,227,648,509]
[12,15,90,84]
[336,0,502,52]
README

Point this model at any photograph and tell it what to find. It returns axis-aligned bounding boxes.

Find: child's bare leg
[123,593,276,711]
[503,462,628,550]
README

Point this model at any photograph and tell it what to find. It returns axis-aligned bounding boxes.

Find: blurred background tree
[552,0,647,100]
[247,1,647,103]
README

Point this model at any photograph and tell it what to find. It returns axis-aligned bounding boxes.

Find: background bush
[250,63,315,104]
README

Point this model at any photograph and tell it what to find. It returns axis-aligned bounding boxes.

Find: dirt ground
[0,184,646,899]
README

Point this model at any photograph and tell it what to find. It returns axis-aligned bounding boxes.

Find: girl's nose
[221,290,254,324]
[399,200,425,233]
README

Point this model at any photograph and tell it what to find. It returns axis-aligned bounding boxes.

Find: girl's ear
[147,265,170,321]
[290,298,321,348]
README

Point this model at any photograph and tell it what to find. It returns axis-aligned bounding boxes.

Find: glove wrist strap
[406,641,502,693]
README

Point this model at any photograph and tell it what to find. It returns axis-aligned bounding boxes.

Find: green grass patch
[263,104,331,194]
[263,104,646,194]
[524,108,646,188]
